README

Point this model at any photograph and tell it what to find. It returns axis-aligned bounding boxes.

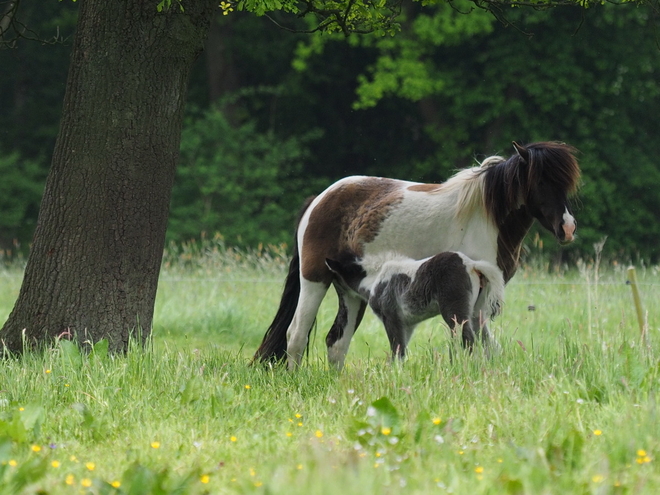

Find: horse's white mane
[438,155,507,220]
[479,155,506,168]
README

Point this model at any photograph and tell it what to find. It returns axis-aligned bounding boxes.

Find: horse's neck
[496,207,534,282]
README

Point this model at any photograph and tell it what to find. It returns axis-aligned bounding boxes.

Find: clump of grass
[1,245,660,494]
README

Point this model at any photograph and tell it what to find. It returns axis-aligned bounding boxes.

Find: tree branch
[1,0,69,48]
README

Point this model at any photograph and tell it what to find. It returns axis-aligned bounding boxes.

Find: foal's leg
[441,302,474,350]
[326,290,367,370]
[286,278,329,369]
[471,291,495,352]
[388,321,415,361]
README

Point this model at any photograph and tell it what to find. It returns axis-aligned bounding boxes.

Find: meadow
[1,239,659,494]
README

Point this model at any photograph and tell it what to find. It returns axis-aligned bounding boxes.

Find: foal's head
[483,141,581,244]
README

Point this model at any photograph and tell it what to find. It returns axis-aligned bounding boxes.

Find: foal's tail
[472,260,505,319]
[252,196,316,364]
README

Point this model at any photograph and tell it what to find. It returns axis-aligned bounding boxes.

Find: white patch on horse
[562,208,576,242]
[364,184,499,265]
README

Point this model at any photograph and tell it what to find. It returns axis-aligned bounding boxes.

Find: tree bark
[0,0,216,353]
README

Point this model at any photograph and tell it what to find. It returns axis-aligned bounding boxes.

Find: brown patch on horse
[407,183,443,193]
[301,178,403,282]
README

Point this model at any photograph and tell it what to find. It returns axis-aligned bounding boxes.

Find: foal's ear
[512,141,530,163]
[325,258,343,275]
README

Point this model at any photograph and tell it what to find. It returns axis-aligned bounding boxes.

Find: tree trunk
[0,0,216,353]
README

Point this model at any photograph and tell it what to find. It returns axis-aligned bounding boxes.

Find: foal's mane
[447,142,580,226]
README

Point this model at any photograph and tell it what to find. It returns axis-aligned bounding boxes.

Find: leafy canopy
[154,0,654,38]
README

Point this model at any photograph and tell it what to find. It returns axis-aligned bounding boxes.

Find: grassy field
[1,243,659,494]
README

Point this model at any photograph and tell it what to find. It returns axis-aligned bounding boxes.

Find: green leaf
[91,339,109,361]
[366,396,400,431]
[59,339,82,366]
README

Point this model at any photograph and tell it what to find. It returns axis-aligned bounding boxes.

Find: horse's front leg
[326,291,367,370]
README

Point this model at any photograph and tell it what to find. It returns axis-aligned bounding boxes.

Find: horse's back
[298,176,413,283]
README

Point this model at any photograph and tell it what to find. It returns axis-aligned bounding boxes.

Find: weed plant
[1,240,659,494]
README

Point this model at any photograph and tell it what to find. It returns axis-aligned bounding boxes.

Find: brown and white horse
[325,251,505,359]
[254,141,580,369]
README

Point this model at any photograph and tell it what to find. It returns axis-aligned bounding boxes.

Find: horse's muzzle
[559,210,577,243]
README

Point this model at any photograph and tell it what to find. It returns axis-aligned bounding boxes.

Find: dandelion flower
[474,466,484,474]
[46,369,52,374]
[593,430,602,436]
[111,481,121,488]
[244,385,251,390]
[51,461,60,468]
[200,474,210,484]
[286,432,292,437]
[381,427,392,435]
[315,430,323,438]
[230,436,237,442]
[637,449,647,457]
[8,460,17,467]
[432,417,442,425]
[31,445,42,452]
[151,441,160,449]
[65,474,75,485]
[295,413,302,419]
[86,462,95,471]
[81,478,92,487]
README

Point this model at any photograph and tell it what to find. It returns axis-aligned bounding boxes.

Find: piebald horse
[325,251,505,359]
[254,141,580,369]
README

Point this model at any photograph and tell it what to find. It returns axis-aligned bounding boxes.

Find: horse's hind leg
[326,291,367,370]
[286,278,329,369]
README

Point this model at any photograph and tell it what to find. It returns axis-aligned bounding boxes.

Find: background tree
[1,0,659,353]
[0,0,218,353]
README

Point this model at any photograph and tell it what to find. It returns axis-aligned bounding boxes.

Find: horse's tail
[472,260,505,319]
[252,196,316,364]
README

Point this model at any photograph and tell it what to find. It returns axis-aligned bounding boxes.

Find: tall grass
[1,241,659,494]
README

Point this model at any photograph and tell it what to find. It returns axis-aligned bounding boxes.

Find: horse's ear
[512,141,530,163]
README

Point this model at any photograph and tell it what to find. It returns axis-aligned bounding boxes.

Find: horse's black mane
[480,141,580,227]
